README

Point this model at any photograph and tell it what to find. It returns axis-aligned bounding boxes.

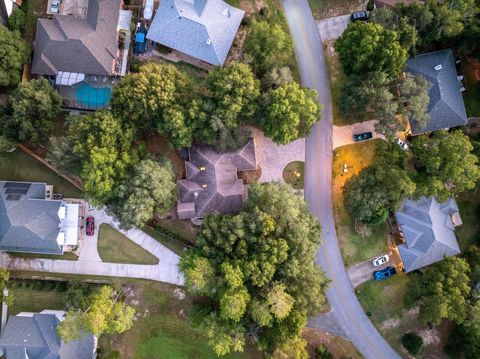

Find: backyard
[97,224,159,265]
[455,189,480,250]
[462,57,480,117]
[332,139,389,266]
[0,148,82,198]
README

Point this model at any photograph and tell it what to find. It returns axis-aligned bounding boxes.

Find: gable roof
[0,181,64,254]
[405,49,468,135]
[0,312,95,359]
[394,196,461,272]
[146,0,244,65]
[32,0,121,76]
[177,139,256,219]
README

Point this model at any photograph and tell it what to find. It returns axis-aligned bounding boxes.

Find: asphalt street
[281,0,401,358]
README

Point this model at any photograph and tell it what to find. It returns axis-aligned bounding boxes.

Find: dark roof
[177,139,256,219]
[31,0,121,76]
[395,196,461,272]
[0,312,95,359]
[146,0,244,65]
[0,181,64,254]
[405,49,468,135]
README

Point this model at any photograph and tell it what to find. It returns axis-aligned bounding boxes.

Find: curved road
[281,1,400,358]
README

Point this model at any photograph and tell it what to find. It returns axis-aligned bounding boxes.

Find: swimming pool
[74,82,112,109]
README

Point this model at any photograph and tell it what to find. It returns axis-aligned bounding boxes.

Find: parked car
[353,132,372,142]
[350,11,369,22]
[50,0,60,14]
[372,254,389,267]
[373,266,396,281]
[86,217,95,236]
[395,137,409,150]
[134,24,148,54]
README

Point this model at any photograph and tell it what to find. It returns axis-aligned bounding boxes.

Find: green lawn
[21,0,44,49]
[97,224,159,265]
[7,252,78,261]
[0,149,82,198]
[9,282,67,315]
[282,161,305,190]
[456,189,480,250]
[462,58,480,117]
[332,140,389,266]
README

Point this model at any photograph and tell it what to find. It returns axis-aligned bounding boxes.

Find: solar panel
[5,188,28,195]
[5,194,21,201]
[4,182,31,190]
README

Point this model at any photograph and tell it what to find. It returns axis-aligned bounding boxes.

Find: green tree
[398,73,430,130]
[272,337,309,359]
[0,136,14,162]
[7,8,26,33]
[410,131,480,201]
[1,78,61,144]
[263,82,321,144]
[0,25,29,86]
[406,256,471,325]
[262,66,294,90]
[464,245,480,283]
[335,22,407,77]
[68,112,137,205]
[46,136,82,175]
[244,20,294,75]
[315,343,333,359]
[57,286,135,341]
[206,63,260,126]
[402,332,423,356]
[108,159,176,228]
[65,281,92,310]
[110,63,189,135]
[180,183,329,356]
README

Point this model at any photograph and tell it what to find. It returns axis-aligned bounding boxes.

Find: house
[404,49,468,135]
[31,0,132,109]
[0,0,20,25]
[375,0,420,8]
[177,139,257,220]
[0,310,96,359]
[0,181,80,255]
[146,0,244,66]
[394,196,462,272]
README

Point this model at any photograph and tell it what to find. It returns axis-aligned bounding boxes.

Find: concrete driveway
[347,256,391,288]
[333,120,386,149]
[317,15,350,42]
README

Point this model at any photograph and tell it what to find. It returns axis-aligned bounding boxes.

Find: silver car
[372,254,389,267]
[50,0,60,14]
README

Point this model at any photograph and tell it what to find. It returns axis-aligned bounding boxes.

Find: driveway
[316,15,350,42]
[250,127,305,183]
[347,257,391,288]
[333,120,386,149]
[282,1,400,358]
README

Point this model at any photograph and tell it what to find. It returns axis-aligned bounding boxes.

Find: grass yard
[282,161,305,189]
[332,140,389,266]
[303,328,362,358]
[8,282,67,315]
[21,0,45,49]
[97,224,159,265]
[308,0,363,20]
[142,225,186,256]
[462,57,480,117]
[7,252,78,261]
[456,189,480,250]
[0,149,82,198]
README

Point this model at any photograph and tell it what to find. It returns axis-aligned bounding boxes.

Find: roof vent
[200,166,206,171]
[206,38,211,45]
[202,184,208,188]
[194,192,198,199]
[434,64,443,71]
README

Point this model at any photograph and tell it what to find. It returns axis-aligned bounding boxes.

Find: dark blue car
[134,25,148,54]
[373,266,396,281]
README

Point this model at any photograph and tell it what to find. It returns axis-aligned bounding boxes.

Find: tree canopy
[7,8,26,33]
[0,26,29,87]
[1,78,61,144]
[108,159,176,228]
[410,130,480,201]
[67,111,137,205]
[398,73,430,130]
[334,22,407,77]
[263,82,321,144]
[180,183,329,356]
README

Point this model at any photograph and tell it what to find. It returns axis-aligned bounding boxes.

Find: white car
[50,0,60,14]
[395,137,408,150]
[372,254,389,267]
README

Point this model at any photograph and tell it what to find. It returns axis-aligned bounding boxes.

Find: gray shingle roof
[405,49,468,135]
[394,196,461,272]
[0,181,64,254]
[146,0,244,65]
[0,313,95,359]
[31,0,121,76]
[177,139,256,219]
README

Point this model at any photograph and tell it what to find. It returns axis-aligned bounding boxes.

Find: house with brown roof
[177,139,257,220]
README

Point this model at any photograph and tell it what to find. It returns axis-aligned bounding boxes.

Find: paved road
[282,1,400,358]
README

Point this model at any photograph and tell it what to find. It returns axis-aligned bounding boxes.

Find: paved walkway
[316,15,350,42]
[250,127,305,183]
[333,120,386,149]
[2,208,184,286]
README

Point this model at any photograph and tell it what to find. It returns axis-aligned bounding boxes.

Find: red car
[86,217,95,236]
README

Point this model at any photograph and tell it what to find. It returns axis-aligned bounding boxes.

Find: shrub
[402,333,423,356]
[33,280,45,290]
[315,343,333,359]
[7,8,26,33]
